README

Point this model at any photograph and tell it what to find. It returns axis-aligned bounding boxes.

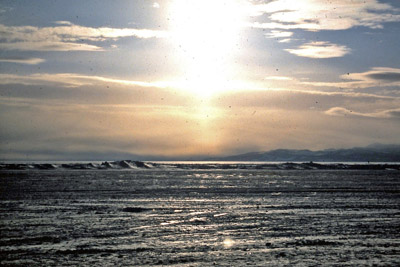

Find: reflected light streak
[223,237,235,248]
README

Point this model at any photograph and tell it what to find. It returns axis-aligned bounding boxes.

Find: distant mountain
[207,144,400,162]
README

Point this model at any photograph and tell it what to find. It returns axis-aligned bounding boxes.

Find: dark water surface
[1,169,399,266]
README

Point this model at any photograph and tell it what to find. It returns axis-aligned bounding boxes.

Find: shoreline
[1,160,400,170]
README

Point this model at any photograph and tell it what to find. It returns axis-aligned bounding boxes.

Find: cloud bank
[250,0,400,31]
[0,23,168,51]
[325,107,400,119]
[285,41,351,58]
[302,67,400,89]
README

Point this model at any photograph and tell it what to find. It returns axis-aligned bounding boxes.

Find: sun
[168,0,248,97]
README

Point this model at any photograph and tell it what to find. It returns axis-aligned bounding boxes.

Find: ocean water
[0,169,399,266]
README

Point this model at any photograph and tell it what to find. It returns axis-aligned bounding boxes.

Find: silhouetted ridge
[207,144,400,162]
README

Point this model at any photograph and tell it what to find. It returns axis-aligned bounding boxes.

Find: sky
[0,0,400,161]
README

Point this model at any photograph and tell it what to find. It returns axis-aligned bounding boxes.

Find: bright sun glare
[168,0,247,96]
[223,237,235,248]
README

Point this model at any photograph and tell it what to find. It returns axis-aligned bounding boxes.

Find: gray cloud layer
[302,67,400,90]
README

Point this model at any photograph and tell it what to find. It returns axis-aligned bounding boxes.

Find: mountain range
[206,144,400,162]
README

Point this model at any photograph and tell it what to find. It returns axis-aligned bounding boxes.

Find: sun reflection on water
[223,237,235,248]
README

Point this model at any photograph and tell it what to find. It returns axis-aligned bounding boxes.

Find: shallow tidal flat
[1,169,399,266]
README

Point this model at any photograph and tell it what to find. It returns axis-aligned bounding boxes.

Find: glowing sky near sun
[167,0,249,96]
[0,0,400,160]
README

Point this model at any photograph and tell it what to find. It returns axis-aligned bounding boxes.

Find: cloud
[54,21,73,26]
[265,76,292,81]
[2,85,400,160]
[278,38,292,43]
[0,42,103,51]
[325,107,400,119]
[265,30,293,38]
[0,98,225,160]
[153,2,160,8]
[0,23,168,51]
[3,71,399,105]
[264,30,293,43]
[0,57,45,65]
[0,72,265,95]
[285,41,350,58]
[212,88,400,113]
[250,0,400,31]
[0,73,171,88]
[303,67,400,89]
[366,70,400,82]
[0,6,12,14]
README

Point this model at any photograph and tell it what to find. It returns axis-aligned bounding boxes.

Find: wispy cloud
[278,38,292,43]
[303,67,400,89]
[0,73,169,88]
[250,0,400,31]
[285,41,350,58]
[0,23,168,51]
[0,42,103,51]
[0,57,45,65]
[212,87,400,113]
[360,67,400,82]
[54,21,73,26]
[265,76,293,81]
[265,30,293,38]
[325,107,400,119]
[2,71,399,103]
[265,30,294,43]
[0,6,12,14]
[0,72,263,94]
